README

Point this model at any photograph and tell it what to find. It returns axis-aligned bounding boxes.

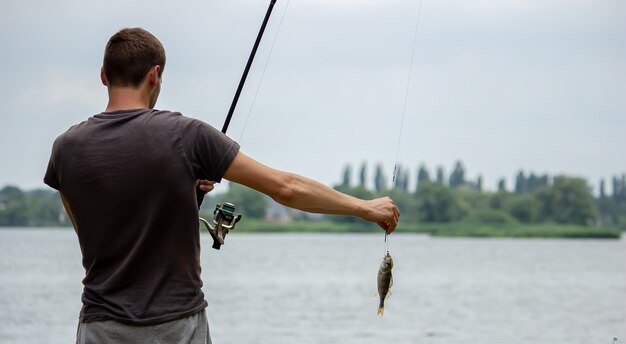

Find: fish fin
[390,275,394,288]
[377,306,384,316]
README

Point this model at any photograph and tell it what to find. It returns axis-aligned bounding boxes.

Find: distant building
[265,199,292,223]
[264,199,324,223]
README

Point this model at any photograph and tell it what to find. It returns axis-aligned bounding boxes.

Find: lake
[0,229,624,344]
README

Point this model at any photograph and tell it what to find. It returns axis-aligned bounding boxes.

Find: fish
[377,252,394,316]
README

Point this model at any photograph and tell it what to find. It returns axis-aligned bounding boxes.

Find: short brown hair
[103,28,166,87]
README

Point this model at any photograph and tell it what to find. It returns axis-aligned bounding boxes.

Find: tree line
[1,160,625,229]
[332,161,625,228]
[0,186,67,226]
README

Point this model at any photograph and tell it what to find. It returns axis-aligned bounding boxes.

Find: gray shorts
[76,310,212,344]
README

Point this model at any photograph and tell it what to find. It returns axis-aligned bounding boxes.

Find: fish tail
[377,306,384,316]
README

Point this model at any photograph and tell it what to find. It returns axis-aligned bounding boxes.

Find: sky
[1,0,625,195]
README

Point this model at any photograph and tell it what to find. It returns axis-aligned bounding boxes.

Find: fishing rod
[222,0,277,134]
[200,0,278,250]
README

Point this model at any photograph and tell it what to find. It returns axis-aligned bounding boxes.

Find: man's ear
[149,65,161,86]
[100,67,109,86]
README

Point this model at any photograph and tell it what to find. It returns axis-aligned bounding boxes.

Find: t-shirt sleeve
[181,117,240,183]
[43,135,63,190]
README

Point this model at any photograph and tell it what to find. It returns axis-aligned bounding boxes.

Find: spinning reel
[200,202,242,250]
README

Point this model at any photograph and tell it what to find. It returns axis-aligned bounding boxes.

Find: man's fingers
[388,202,399,234]
[196,180,216,193]
[199,185,214,192]
[378,218,397,235]
[388,216,397,234]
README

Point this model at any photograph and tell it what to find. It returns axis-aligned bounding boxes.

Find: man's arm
[222,152,400,233]
[60,192,77,233]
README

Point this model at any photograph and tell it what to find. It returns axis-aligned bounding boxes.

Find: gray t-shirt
[44,109,239,325]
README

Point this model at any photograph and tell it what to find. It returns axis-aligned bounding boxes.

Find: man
[44,27,399,344]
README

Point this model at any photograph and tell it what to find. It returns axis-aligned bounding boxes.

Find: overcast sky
[1,0,624,194]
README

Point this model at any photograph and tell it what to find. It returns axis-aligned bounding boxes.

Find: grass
[421,223,621,239]
[199,217,622,239]
[207,219,379,233]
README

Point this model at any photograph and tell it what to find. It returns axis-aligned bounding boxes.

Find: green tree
[0,186,68,227]
[394,165,409,192]
[489,190,511,210]
[28,189,66,226]
[615,203,626,229]
[374,163,387,193]
[505,194,539,223]
[436,166,445,184]
[340,164,352,187]
[403,166,410,192]
[465,208,518,225]
[527,173,549,193]
[217,183,268,219]
[449,160,466,188]
[0,186,29,226]
[474,175,483,192]
[417,164,430,186]
[414,182,460,223]
[358,161,367,187]
[453,186,486,220]
[515,170,527,194]
[549,176,597,225]
[533,186,554,222]
[614,174,626,202]
[1,185,24,200]
[599,179,606,199]
[497,178,507,192]
[620,174,626,202]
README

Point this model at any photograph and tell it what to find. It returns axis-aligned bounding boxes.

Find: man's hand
[362,197,400,234]
[196,180,216,193]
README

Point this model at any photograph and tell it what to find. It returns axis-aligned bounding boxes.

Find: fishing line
[387,0,424,249]
[385,231,389,255]
[238,0,291,144]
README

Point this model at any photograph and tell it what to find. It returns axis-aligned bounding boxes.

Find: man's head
[102,28,165,106]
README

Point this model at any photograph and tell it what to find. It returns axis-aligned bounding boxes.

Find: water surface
[0,229,624,344]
